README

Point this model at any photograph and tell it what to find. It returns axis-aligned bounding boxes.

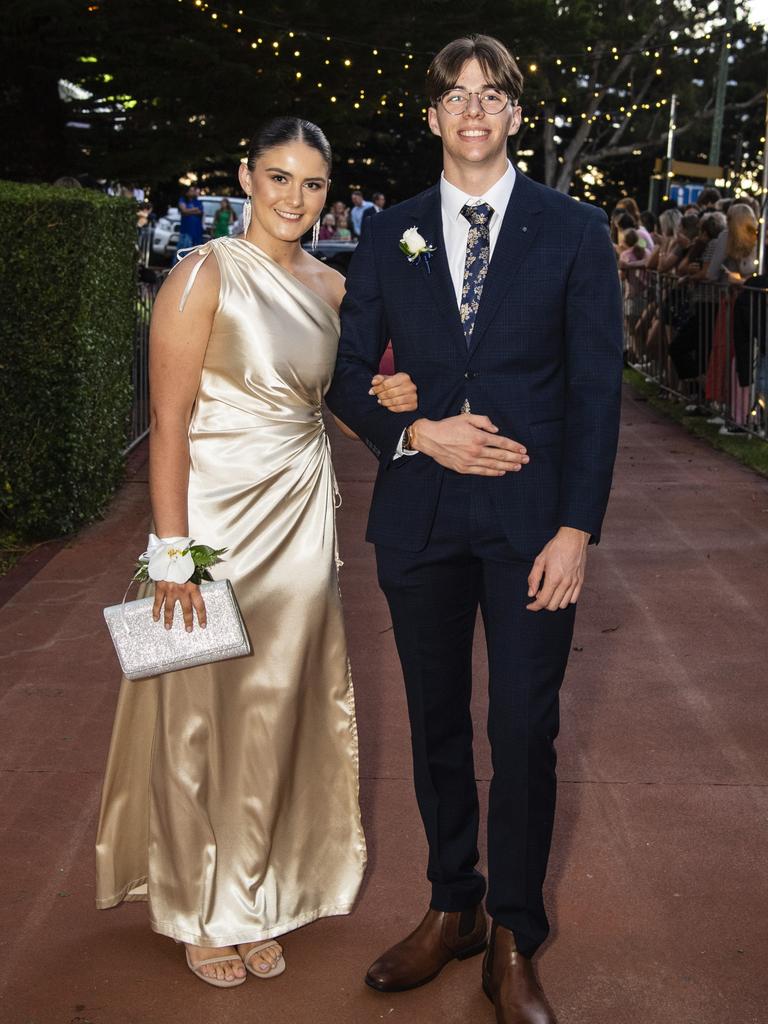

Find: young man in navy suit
[325,34,623,1024]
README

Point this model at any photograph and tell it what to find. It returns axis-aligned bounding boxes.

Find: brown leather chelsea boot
[365,904,488,992]
[482,922,557,1024]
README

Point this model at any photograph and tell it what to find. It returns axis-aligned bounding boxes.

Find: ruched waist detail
[190,395,324,436]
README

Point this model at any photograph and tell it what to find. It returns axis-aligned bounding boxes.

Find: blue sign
[669,183,704,207]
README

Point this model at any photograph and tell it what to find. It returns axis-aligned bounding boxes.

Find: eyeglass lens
[441,89,509,114]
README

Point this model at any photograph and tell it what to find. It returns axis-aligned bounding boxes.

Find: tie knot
[461,202,493,227]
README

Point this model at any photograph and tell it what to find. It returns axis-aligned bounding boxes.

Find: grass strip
[623,367,768,479]
[0,530,37,577]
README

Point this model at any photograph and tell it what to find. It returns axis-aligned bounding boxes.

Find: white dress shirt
[395,161,516,458]
[440,160,517,307]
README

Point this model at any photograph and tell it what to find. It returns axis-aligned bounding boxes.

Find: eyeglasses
[439,88,512,116]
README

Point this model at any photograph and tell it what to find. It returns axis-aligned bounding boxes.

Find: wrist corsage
[134,534,227,585]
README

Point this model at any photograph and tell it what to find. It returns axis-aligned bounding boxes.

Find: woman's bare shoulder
[157,246,221,315]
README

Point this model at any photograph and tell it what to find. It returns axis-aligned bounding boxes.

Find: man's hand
[410,415,529,476]
[527,527,589,612]
[369,372,418,412]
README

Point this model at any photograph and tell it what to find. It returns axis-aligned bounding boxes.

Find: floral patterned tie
[459,202,494,345]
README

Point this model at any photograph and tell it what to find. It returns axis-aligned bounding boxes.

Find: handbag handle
[120,578,141,635]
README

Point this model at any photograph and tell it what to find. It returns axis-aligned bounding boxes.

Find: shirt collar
[440,160,516,222]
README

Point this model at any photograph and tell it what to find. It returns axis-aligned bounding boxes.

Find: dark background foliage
[2,0,766,208]
[0,181,136,536]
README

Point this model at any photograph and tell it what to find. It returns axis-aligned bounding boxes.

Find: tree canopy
[2,0,766,207]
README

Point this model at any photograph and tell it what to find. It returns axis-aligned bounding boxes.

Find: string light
[180,0,742,61]
[168,0,767,202]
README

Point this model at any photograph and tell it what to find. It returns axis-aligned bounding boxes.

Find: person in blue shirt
[175,186,204,262]
[349,190,375,238]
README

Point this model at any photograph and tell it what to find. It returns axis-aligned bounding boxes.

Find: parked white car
[151,206,180,260]
[151,196,247,261]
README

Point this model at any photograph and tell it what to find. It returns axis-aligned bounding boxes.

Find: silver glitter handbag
[103,579,251,681]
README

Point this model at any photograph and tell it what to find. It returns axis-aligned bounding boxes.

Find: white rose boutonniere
[399,226,436,274]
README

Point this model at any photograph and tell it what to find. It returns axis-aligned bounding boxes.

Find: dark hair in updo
[246,116,332,172]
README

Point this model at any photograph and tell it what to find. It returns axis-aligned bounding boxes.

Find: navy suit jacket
[325,169,624,557]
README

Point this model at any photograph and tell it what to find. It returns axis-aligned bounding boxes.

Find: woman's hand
[152,580,207,632]
[369,372,418,412]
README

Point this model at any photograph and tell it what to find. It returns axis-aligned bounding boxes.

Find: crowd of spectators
[613,187,766,433]
[318,190,387,241]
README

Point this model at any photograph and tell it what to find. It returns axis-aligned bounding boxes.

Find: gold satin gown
[95,236,367,946]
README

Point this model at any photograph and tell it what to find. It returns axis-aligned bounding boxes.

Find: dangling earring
[312,217,320,250]
[242,196,251,237]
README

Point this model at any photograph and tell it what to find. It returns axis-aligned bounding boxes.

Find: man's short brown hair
[426,35,524,106]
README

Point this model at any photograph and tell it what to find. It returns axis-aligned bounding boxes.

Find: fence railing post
[123,271,164,454]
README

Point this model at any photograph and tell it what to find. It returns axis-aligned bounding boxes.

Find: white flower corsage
[134,534,227,585]
[399,226,436,274]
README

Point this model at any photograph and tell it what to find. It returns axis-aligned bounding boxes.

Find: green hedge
[0,181,136,537]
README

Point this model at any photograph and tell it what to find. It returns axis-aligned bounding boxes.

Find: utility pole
[759,91,768,275]
[666,93,678,163]
[660,94,678,205]
[708,0,735,175]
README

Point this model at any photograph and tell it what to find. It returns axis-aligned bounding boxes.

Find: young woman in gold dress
[96,117,417,987]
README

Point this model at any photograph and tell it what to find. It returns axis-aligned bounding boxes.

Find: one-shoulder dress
[95,236,367,946]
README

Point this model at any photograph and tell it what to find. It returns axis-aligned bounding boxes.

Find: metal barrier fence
[125,272,163,453]
[623,268,768,439]
[137,226,154,268]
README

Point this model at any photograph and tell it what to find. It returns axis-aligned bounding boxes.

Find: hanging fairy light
[179,0,743,63]
[169,0,766,199]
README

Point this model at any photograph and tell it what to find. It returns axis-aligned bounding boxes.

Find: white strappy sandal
[185,947,247,988]
[240,941,286,979]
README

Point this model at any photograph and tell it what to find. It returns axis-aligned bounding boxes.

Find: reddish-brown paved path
[1,384,767,1024]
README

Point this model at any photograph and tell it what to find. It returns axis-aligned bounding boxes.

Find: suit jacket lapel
[467,170,544,357]
[411,186,468,357]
